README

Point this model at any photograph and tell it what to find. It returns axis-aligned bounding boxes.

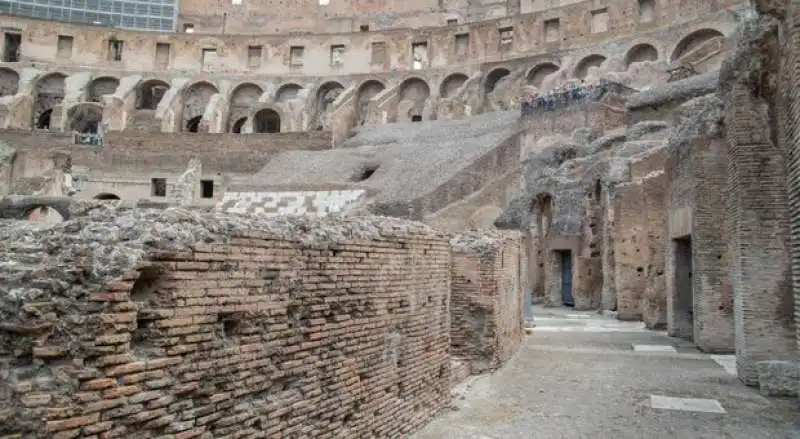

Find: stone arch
[87,76,120,103]
[574,55,607,80]
[94,193,120,200]
[228,82,264,132]
[625,44,659,68]
[397,77,430,120]
[275,83,303,103]
[670,28,724,62]
[33,72,67,130]
[137,79,170,110]
[439,73,468,99]
[67,103,103,133]
[355,79,385,125]
[0,67,20,97]
[526,63,560,88]
[182,81,218,133]
[316,81,344,112]
[252,108,281,133]
[24,205,65,223]
[484,67,511,95]
[231,117,248,134]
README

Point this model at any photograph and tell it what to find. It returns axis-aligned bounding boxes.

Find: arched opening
[625,44,659,68]
[526,63,559,88]
[231,117,247,134]
[24,205,64,224]
[439,73,468,99]
[186,115,202,133]
[87,76,120,103]
[671,29,725,62]
[484,68,511,95]
[313,81,345,130]
[317,81,345,112]
[411,115,422,122]
[67,104,103,134]
[33,73,67,131]
[355,80,385,125]
[593,179,602,202]
[36,108,53,130]
[228,83,263,132]
[182,81,218,133]
[397,78,430,121]
[574,55,607,80]
[253,109,280,133]
[137,79,170,110]
[275,83,303,103]
[94,193,120,200]
[0,67,20,97]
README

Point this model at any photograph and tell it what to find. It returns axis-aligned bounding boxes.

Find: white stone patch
[650,395,726,414]
[633,344,677,353]
[710,355,737,375]
[566,314,592,319]
[533,326,650,333]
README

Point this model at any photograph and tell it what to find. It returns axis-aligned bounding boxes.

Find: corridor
[412,308,800,439]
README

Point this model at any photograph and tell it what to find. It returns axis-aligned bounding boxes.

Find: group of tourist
[520,78,613,116]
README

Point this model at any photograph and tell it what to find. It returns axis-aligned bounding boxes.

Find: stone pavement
[412,307,800,439]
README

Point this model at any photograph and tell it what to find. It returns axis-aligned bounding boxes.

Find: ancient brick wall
[613,151,667,327]
[449,231,523,373]
[784,0,800,356]
[0,131,332,174]
[721,16,797,384]
[0,210,452,438]
[691,136,734,353]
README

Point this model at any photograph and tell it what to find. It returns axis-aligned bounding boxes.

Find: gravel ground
[240,111,520,201]
[412,308,800,439]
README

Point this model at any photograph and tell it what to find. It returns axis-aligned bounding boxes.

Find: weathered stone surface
[756,361,799,396]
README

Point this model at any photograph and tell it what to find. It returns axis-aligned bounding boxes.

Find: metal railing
[520,80,637,117]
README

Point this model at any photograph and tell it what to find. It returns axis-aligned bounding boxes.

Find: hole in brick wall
[636,267,643,273]
[717,254,722,259]
[539,263,544,268]
[253,419,263,430]
[657,270,664,276]
[438,364,446,378]
[223,319,240,336]
[343,413,354,424]
[130,266,162,303]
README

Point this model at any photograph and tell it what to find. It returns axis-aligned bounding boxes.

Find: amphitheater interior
[0,0,799,437]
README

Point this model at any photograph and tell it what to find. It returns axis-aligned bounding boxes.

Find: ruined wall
[0,210,452,438]
[614,148,666,327]
[450,231,523,373]
[719,8,797,384]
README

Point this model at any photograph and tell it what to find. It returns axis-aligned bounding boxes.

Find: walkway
[412,307,800,439]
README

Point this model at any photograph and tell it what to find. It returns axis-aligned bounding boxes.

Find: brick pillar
[725,84,796,385]
[693,137,734,353]
[786,0,800,353]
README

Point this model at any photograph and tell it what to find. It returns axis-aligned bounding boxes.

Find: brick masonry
[0,211,454,438]
[449,231,523,373]
[614,151,667,327]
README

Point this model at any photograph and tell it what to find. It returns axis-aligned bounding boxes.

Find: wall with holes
[0,212,452,437]
[217,190,366,216]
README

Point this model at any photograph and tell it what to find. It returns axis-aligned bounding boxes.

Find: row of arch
[3,27,724,132]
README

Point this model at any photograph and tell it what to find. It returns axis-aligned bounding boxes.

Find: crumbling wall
[0,209,452,438]
[613,149,667,326]
[449,230,522,374]
[718,5,797,384]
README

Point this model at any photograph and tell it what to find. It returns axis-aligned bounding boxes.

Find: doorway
[557,250,574,306]
[673,236,693,340]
